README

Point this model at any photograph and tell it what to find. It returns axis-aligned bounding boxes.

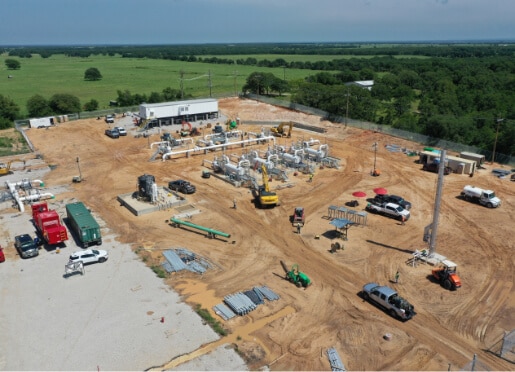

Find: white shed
[29,116,55,128]
[139,98,218,125]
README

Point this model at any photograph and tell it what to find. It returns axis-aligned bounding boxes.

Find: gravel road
[0,208,247,370]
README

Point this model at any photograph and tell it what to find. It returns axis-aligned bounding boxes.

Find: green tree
[5,59,21,70]
[270,76,289,96]
[116,90,135,106]
[83,99,99,111]
[243,72,279,95]
[84,67,102,81]
[27,94,52,117]
[148,92,163,103]
[0,94,20,129]
[162,87,181,101]
[49,93,81,114]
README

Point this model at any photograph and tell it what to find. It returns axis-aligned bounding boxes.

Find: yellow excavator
[0,159,26,176]
[257,164,279,207]
[271,121,293,138]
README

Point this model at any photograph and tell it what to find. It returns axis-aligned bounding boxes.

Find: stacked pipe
[224,292,257,316]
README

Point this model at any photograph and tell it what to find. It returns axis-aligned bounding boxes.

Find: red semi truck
[31,202,68,245]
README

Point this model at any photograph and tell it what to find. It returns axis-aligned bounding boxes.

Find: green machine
[282,262,312,288]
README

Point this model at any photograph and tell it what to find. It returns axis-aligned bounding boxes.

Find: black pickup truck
[373,194,412,210]
[168,180,196,194]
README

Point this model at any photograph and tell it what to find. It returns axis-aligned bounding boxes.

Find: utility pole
[233,70,238,96]
[208,70,212,98]
[179,70,185,99]
[491,118,503,164]
[428,150,446,258]
[345,89,350,128]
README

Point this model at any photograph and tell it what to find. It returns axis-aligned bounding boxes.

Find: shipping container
[65,202,102,248]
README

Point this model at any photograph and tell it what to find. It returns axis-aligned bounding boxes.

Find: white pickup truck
[365,201,410,221]
[362,283,416,320]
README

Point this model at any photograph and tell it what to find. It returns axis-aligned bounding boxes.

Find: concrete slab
[117,187,193,216]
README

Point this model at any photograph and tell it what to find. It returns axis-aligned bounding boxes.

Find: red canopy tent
[373,187,388,195]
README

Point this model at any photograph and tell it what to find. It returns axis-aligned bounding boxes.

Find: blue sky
[1,0,514,45]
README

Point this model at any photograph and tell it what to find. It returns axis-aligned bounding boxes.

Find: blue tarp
[330,218,353,229]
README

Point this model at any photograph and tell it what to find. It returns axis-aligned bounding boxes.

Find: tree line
[0,43,514,158]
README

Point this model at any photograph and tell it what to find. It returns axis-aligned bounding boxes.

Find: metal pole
[491,118,503,164]
[372,142,378,174]
[208,69,212,98]
[76,157,82,179]
[428,150,446,257]
[345,89,349,128]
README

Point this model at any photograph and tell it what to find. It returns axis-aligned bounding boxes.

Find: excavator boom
[0,158,26,176]
[258,164,279,207]
[271,121,293,137]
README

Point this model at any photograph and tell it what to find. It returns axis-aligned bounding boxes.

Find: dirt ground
[8,97,515,370]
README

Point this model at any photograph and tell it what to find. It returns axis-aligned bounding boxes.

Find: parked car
[168,180,196,194]
[105,128,120,139]
[15,234,39,259]
[68,249,108,265]
[373,194,412,210]
[105,115,115,123]
[423,162,451,175]
[115,126,127,136]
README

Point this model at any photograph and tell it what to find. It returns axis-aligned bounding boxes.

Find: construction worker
[308,173,314,183]
[233,198,237,209]
[296,223,302,234]
[395,271,400,283]
[401,215,406,226]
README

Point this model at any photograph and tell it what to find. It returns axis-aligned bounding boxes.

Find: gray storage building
[460,152,486,167]
[419,151,476,175]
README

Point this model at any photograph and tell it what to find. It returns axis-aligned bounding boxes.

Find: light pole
[345,89,350,128]
[372,142,379,176]
[491,118,503,164]
[74,157,82,182]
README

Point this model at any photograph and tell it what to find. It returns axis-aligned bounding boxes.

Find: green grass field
[1,53,335,116]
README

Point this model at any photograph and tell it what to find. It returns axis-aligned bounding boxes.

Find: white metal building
[139,98,219,126]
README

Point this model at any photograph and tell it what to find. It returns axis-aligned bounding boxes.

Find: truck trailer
[65,202,102,248]
[31,202,68,245]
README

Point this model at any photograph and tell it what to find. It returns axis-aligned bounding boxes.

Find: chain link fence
[245,94,514,166]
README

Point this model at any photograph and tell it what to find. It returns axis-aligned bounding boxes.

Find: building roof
[140,98,217,109]
[330,218,353,229]
[419,151,476,165]
[345,80,374,90]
